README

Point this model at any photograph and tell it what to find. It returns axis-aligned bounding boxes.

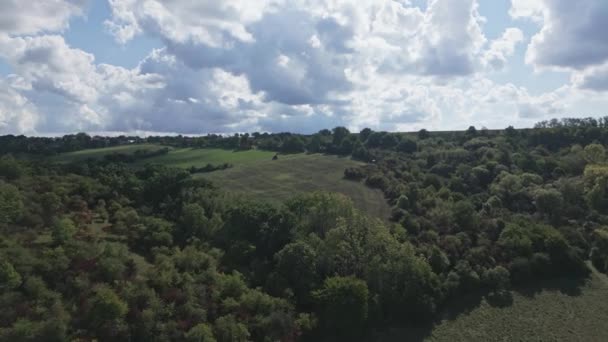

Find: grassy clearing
[52,144,167,163]
[137,148,276,168]
[381,266,608,342]
[52,146,390,219]
[201,153,391,219]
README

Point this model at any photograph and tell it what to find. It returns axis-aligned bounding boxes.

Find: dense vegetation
[1,117,608,341]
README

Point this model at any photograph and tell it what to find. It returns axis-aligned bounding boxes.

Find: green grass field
[51,144,168,163]
[137,147,276,168]
[381,264,608,341]
[201,153,391,219]
[53,146,391,219]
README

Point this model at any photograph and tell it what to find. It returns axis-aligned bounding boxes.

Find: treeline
[0,133,145,156]
[102,147,171,163]
[3,116,608,157]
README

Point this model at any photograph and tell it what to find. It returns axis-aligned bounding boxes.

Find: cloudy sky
[0,0,607,135]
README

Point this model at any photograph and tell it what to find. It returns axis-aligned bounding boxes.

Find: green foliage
[0,155,24,180]
[0,259,22,290]
[3,119,608,341]
[0,181,24,225]
[281,136,306,153]
[185,323,216,342]
[51,217,77,245]
[584,143,606,164]
[214,315,250,342]
[396,138,417,153]
[274,241,317,299]
[534,189,564,218]
[332,126,350,147]
[179,203,212,241]
[312,276,369,340]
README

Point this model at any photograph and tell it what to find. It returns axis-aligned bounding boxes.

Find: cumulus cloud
[509,0,544,22]
[0,77,39,134]
[483,28,524,70]
[414,0,486,76]
[104,0,278,45]
[572,63,608,91]
[0,0,88,35]
[0,33,165,133]
[515,0,608,70]
[0,0,603,135]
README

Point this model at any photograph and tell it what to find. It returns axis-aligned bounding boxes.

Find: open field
[51,144,168,163]
[137,147,276,168]
[201,153,392,219]
[52,146,391,218]
[381,264,608,342]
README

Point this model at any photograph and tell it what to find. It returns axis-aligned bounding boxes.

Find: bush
[344,167,366,181]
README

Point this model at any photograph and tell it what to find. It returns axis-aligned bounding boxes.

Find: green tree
[40,192,62,225]
[584,143,606,164]
[89,285,129,326]
[418,128,430,140]
[307,134,322,153]
[179,203,211,241]
[0,181,24,225]
[185,323,216,342]
[51,217,77,245]
[313,276,369,340]
[275,241,318,299]
[0,155,24,180]
[332,126,350,146]
[214,315,250,342]
[396,138,417,153]
[359,128,373,142]
[483,266,510,290]
[281,136,306,153]
[0,260,22,290]
[535,189,564,218]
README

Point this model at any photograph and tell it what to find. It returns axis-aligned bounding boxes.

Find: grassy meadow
[201,153,391,219]
[52,146,391,219]
[137,147,276,168]
[51,144,168,163]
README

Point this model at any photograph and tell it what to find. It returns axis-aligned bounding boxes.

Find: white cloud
[509,0,544,22]
[0,0,604,135]
[0,77,39,134]
[0,0,88,35]
[516,0,608,70]
[0,34,165,133]
[572,62,608,91]
[483,28,524,70]
[105,0,279,45]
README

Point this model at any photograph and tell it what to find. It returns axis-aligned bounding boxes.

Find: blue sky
[63,0,162,69]
[0,0,607,135]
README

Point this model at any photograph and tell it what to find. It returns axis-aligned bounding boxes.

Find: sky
[0,0,607,135]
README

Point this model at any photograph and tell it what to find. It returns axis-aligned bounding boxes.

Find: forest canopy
[1,117,608,341]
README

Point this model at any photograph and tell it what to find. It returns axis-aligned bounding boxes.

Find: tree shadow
[513,275,588,299]
[371,272,591,342]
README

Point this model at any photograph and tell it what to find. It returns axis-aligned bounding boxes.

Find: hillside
[201,153,391,219]
[380,266,608,341]
[50,146,391,219]
[2,118,608,341]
